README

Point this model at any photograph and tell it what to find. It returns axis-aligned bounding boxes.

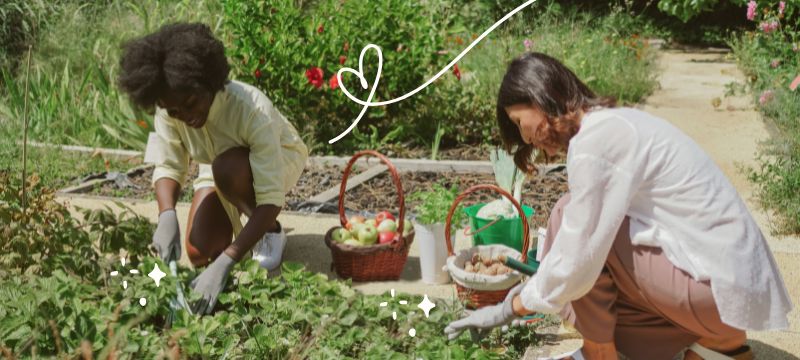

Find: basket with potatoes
[444,184,530,309]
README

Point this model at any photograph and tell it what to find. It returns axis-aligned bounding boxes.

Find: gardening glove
[444,296,518,342]
[151,209,181,263]
[500,283,529,332]
[190,253,236,315]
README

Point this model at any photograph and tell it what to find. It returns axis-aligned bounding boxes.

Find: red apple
[377,219,397,233]
[375,211,395,224]
[378,231,396,244]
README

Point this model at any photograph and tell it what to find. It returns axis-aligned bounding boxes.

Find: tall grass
[0,0,225,150]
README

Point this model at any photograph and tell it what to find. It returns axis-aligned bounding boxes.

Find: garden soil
[57,49,800,359]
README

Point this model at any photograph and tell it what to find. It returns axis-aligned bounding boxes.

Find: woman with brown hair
[445,53,791,360]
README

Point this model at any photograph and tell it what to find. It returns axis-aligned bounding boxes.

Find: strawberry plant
[0,174,550,358]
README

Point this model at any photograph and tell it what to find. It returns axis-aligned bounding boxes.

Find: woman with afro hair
[118,22,308,314]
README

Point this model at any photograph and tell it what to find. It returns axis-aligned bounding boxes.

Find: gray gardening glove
[190,253,236,315]
[500,283,530,332]
[444,293,518,341]
[151,209,181,262]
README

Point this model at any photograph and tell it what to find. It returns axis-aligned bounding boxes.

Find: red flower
[339,55,347,65]
[329,74,339,90]
[254,69,262,79]
[452,64,461,81]
[317,24,324,34]
[305,67,324,88]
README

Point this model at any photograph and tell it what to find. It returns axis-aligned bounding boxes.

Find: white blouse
[519,107,792,331]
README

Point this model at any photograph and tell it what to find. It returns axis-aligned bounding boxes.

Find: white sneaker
[252,223,287,271]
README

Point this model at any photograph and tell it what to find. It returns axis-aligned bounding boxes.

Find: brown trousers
[543,195,744,360]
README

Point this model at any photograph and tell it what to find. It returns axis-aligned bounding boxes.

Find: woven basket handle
[338,150,406,249]
[444,184,530,262]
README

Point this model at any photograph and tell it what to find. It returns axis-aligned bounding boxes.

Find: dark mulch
[84,150,568,230]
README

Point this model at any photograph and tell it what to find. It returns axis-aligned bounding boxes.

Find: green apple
[377,219,397,233]
[350,223,366,235]
[332,228,352,243]
[357,224,379,245]
[343,239,362,247]
[365,219,377,227]
[402,218,413,236]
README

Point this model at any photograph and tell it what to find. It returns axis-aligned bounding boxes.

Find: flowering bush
[729,1,800,233]
[223,0,448,153]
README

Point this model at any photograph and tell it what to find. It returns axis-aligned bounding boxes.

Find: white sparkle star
[417,294,436,318]
[147,263,166,287]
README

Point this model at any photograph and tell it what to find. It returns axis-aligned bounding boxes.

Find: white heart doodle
[329,0,539,144]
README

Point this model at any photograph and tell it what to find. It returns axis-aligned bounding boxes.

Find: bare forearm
[223,204,281,261]
[155,178,181,213]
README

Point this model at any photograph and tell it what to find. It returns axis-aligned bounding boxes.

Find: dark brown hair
[118,23,230,110]
[497,52,616,173]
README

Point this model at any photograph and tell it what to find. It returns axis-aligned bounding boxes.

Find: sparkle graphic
[417,294,436,318]
[109,256,147,306]
[148,263,166,287]
[379,289,437,337]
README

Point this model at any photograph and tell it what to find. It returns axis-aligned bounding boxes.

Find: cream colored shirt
[151,80,308,207]
[520,108,792,331]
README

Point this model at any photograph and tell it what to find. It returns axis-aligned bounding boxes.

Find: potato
[486,266,498,276]
[471,253,481,265]
[482,257,493,267]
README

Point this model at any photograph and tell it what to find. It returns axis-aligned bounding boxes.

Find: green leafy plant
[728,0,800,234]
[409,182,465,226]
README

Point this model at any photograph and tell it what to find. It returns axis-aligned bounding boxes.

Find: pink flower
[779,1,785,15]
[305,67,324,89]
[759,89,774,105]
[770,59,781,68]
[747,0,757,21]
[790,75,800,91]
[760,21,779,32]
[524,38,533,51]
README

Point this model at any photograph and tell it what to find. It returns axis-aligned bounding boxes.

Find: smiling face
[504,104,562,157]
[157,90,214,128]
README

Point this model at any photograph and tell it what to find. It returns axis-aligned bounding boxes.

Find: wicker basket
[324,150,414,281]
[444,184,530,309]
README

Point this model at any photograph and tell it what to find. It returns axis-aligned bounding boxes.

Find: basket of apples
[324,150,414,281]
[444,184,530,309]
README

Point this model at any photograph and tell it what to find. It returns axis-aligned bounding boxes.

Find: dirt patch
[85,160,568,228]
[343,168,568,229]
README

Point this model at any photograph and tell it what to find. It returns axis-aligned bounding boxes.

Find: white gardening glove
[444,286,520,341]
[190,253,236,315]
[151,209,181,262]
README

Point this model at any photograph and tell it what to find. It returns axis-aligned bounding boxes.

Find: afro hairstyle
[117,22,230,110]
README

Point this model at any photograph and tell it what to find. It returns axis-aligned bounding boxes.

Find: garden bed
[75,159,568,228]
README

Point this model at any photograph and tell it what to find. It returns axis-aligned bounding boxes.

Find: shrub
[728,1,800,233]
[223,0,450,153]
